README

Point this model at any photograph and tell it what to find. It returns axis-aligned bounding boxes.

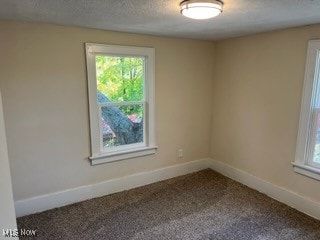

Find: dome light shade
[180,0,223,20]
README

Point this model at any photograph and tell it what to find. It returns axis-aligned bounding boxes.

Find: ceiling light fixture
[180,0,223,20]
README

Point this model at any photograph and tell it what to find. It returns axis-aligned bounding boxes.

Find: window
[85,43,156,165]
[293,39,320,180]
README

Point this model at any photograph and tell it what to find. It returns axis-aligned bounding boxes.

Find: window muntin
[86,44,156,165]
[293,40,320,180]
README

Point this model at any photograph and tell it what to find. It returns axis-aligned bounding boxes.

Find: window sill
[90,146,158,165]
[292,162,320,181]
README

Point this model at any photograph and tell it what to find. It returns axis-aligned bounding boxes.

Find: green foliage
[95,55,144,115]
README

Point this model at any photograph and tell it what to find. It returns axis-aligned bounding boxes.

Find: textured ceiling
[1,0,320,40]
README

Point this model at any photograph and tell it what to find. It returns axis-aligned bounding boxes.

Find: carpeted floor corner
[17,169,320,239]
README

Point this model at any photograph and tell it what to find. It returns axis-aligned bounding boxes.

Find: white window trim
[85,43,157,165]
[293,39,320,181]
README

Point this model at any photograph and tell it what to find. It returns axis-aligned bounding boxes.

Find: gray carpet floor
[17,169,320,240]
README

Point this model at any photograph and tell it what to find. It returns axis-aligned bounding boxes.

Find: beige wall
[212,24,320,202]
[2,19,319,206]
[0,21,214,201]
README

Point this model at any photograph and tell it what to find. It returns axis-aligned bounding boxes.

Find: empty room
[1,0,320,239]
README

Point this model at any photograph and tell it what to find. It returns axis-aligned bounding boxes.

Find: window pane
[100,104,143,149]
[95,55,144,103]
[312,110,320,164]
[312,53,320,108]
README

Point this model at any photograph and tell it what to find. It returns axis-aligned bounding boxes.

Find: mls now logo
[3,228,37,237]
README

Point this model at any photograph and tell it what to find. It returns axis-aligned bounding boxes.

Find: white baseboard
[207,158,320,220]
[15,159,210,217]
[15,158,320,221]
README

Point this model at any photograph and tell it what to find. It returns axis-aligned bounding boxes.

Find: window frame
[85,43,157,165]
[293,39,320,180]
